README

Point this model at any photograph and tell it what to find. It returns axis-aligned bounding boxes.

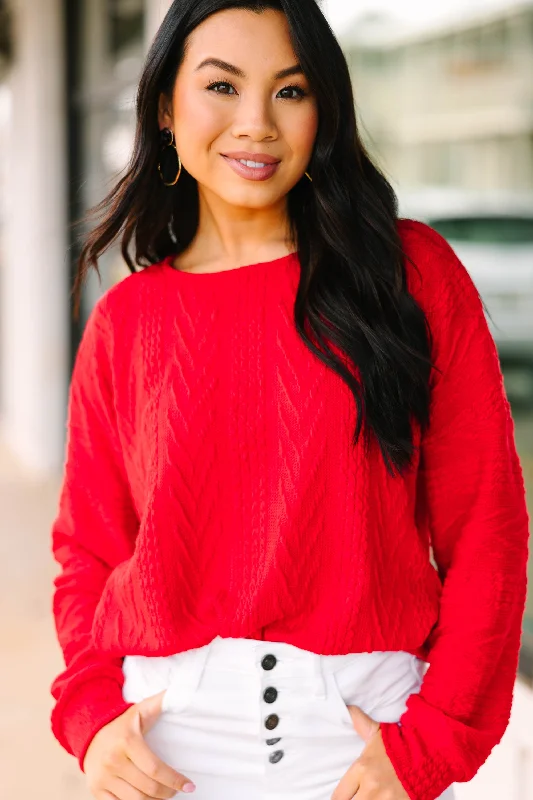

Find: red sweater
[50,219,530,800]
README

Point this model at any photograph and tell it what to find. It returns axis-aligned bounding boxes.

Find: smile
[221,154,281,182]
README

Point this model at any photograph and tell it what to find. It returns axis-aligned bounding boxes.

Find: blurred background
[0,0,532,797]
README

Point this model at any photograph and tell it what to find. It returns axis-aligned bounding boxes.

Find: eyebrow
[195,57,304,81]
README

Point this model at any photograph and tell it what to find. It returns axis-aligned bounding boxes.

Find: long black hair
[73,0,434,478]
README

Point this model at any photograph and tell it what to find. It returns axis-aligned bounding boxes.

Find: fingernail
[182,783,196,793]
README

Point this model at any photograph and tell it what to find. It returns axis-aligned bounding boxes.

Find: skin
[83,9,410,799]
[157,8,319,273]
[332,706,410,800]
[83,690,410,800]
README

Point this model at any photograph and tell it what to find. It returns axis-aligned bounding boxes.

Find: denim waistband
[124,635,424,703]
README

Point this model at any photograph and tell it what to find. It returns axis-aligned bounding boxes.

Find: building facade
[340,3,533,193]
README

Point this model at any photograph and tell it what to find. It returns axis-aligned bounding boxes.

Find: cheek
[174,90,224,160]
[285,107,319,162]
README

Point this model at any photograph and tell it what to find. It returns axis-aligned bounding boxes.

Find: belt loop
[187,638,214,694]
[313,652,327,699]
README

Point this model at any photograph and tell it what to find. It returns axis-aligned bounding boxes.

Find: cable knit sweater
[50,218,530,800]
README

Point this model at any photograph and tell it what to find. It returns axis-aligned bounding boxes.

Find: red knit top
[50,218,530,800]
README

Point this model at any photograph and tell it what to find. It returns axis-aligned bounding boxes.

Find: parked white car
[398,187,533,403]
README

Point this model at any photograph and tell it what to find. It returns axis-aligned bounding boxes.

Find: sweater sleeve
[49,294,137,772]
[379,223,531,800]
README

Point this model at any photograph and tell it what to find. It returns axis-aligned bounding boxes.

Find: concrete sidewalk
[0,439,91,800]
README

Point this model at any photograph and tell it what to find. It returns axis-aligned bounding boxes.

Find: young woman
[49,2,530,800]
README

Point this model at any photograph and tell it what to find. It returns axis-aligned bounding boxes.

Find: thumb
[346,704,380,743]
[132,689,167,736]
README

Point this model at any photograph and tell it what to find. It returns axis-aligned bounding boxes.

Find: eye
[278,85,307,100]
[205,81,307,100]
[206,80,237,95]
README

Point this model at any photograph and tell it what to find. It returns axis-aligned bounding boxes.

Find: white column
[1,0,69,474]
[145,0,174,50]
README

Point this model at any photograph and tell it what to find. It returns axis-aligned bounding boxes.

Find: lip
[221,154,281,182]
[221,151,281,164]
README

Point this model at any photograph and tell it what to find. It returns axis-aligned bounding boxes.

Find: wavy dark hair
[73,0,435,478]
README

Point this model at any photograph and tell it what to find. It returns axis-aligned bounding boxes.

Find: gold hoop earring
[158,127,182,186]
[305,171,313,183]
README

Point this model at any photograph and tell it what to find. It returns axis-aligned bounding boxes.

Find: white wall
[0,0,69,474]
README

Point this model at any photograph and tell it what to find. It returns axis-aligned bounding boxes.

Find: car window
[427,216,533,244]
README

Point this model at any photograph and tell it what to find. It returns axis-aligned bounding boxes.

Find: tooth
[238,159,267,168]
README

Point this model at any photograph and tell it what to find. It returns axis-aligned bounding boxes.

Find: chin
[218,190,282,209]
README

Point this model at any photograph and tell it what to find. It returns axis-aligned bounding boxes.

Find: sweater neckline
[160,250,299,278]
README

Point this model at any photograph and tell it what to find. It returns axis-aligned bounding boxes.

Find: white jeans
[121,635,456,800]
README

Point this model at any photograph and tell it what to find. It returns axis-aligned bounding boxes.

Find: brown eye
[278,85,307,100]
[206,81,237,95]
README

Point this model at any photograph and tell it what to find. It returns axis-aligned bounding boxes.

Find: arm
[50,294,138,772]
[379,222,531,800]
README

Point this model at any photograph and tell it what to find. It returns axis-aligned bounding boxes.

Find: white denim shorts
[121,635,456,800]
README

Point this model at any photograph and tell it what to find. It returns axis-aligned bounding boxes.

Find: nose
[231,92,278,141]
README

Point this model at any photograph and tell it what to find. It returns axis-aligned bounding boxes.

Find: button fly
[261,654,277,670]
[263,686,278,703]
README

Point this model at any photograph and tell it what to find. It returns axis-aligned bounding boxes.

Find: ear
[157,92,173,131]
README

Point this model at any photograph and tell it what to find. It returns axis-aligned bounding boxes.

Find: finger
[346,705,380,742]
[117,755,180,799]
[136,691,168,736]
[106,775,145,800]
[331,762,362,800]
[106,774,173,800]
[125,714,195,794]
[98,792,120,800]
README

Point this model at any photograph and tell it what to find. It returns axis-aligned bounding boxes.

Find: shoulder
[80,260,167,348]
[74,260,168,396]
[75,260,168,372]
[396,217,463,290]
[396,219,494,380]
[397,216,450,253]
[94,259,167,323]
[396,217,483,319]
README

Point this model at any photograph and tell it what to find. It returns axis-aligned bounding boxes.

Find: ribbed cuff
[380,719,456,800]
[51,675,135,772]
[378,686,501,800]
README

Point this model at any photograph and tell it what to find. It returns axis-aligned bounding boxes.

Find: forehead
[182,8,297,70]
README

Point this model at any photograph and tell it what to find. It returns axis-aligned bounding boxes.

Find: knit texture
[50,219,530,800]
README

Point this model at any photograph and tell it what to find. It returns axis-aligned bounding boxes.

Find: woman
[49,1,530,799]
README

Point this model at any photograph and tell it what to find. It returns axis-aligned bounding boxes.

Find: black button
[263,686,278,703]
[261,654,277,670]
[269,750,284,763]
[266,737,281,745]
[264,713,279,730]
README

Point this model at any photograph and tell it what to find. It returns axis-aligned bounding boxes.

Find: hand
[331,705,409,800]
[83,689,196,799]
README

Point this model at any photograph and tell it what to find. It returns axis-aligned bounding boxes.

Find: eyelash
[205,80,308,100]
